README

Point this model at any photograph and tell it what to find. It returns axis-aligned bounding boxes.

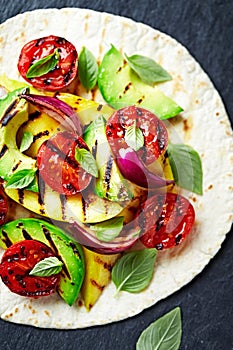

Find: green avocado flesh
[0,218,85,306]
[98,45,183,119]
[0,89,37,181]
[83,116,133,201]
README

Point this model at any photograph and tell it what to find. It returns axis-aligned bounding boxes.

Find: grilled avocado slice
[98,45,183,119]
[83,116,133,202]
[0,218,84,306]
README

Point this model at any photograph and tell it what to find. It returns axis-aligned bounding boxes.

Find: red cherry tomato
[0,240,60,297]
[37,131,92,195]
[17,35,78,91]
[106,106,168,165]
[139,193,195,249]
[0,186,8,225]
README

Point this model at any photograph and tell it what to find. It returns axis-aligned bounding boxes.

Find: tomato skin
[0,240,60,297]
[139,193,195,249]
[106,106,168,165]
[0,186,8,226]
[17,35,78,91]
[37,131,92,196]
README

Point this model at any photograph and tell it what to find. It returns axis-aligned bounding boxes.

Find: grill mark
[97,104,103,111]
[59,194,67,220]
[33,130,49,142]
[22,228,32,240]
[94,256,113,271]
[12,160,22,172]
[18,189,24,204]
[42,225,71,279]
[1,229,13,248]
[81,196,87,221]
[1,100,18,126]
[0,144,8,158]
[92,139,98,159]
[90,279,104,291]
[35,38,45,46]
[38,177,45,205]
[104,155,113,196]
[28,111,41,121]
[69,242,82,261]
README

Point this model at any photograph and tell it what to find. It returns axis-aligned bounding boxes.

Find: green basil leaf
[75,148,98,177]
[125,54,172,85]
[5,169,36,189]
[90,216,124,242]
[125,120,144,151]
[78,47,98,91]
[25,176,39,193]
[26,48,60,78]
[29,256,63,277]
[136,307,182,350]
[19,131,34,152]
[167,144,203,195]
[112,248,157,295]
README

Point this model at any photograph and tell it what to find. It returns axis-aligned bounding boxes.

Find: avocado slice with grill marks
[0,218,85,306]
[98,45,183,119]
[0,88,37,181]
[83,116,133,202]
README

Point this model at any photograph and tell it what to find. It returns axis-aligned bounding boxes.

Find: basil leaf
[112,248,157,295]
[20,131,34,152]
[136,307,182,350]
[78,47,98,91]
[29,257,63,277]
[25,176,39,193]
[167,144,203,195]
[26,48,60,78]
[125,54,172,85]
[75,148,98,177]
[5,169,36,189]
[125,120,144,151]
[90,216,124,242]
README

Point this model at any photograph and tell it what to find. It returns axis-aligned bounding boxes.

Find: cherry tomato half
[0,240,60,297]
[37,131,92,196]
[106,106,168,165]
[18,35,78,91]
[0,186,8,225]
[139,193,195,249]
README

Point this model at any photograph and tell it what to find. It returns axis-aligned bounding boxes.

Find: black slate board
[0,1,232,349]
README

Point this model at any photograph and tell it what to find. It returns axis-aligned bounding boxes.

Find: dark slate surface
[0,1,232,349]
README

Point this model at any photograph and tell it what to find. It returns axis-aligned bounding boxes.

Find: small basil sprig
[136,307,182,350]
[112,248,157,295]
[78,47,98,91]
[90,216,124,242]
[125,120,144,151]
[5,169,37,189]
[20,131,34,152]
[75,148,98,177]
[125,53,172,85]
[29,257,63,277]
[167,143,203,195]
[26,48,60,78]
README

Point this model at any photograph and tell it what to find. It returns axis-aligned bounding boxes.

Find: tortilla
[0,8,232,329]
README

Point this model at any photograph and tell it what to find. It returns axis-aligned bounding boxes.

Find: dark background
[0,0,232,349]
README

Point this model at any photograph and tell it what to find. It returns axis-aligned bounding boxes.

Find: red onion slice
[20,93,83,135]
[116,147,174,189]
[68,221,139,254]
